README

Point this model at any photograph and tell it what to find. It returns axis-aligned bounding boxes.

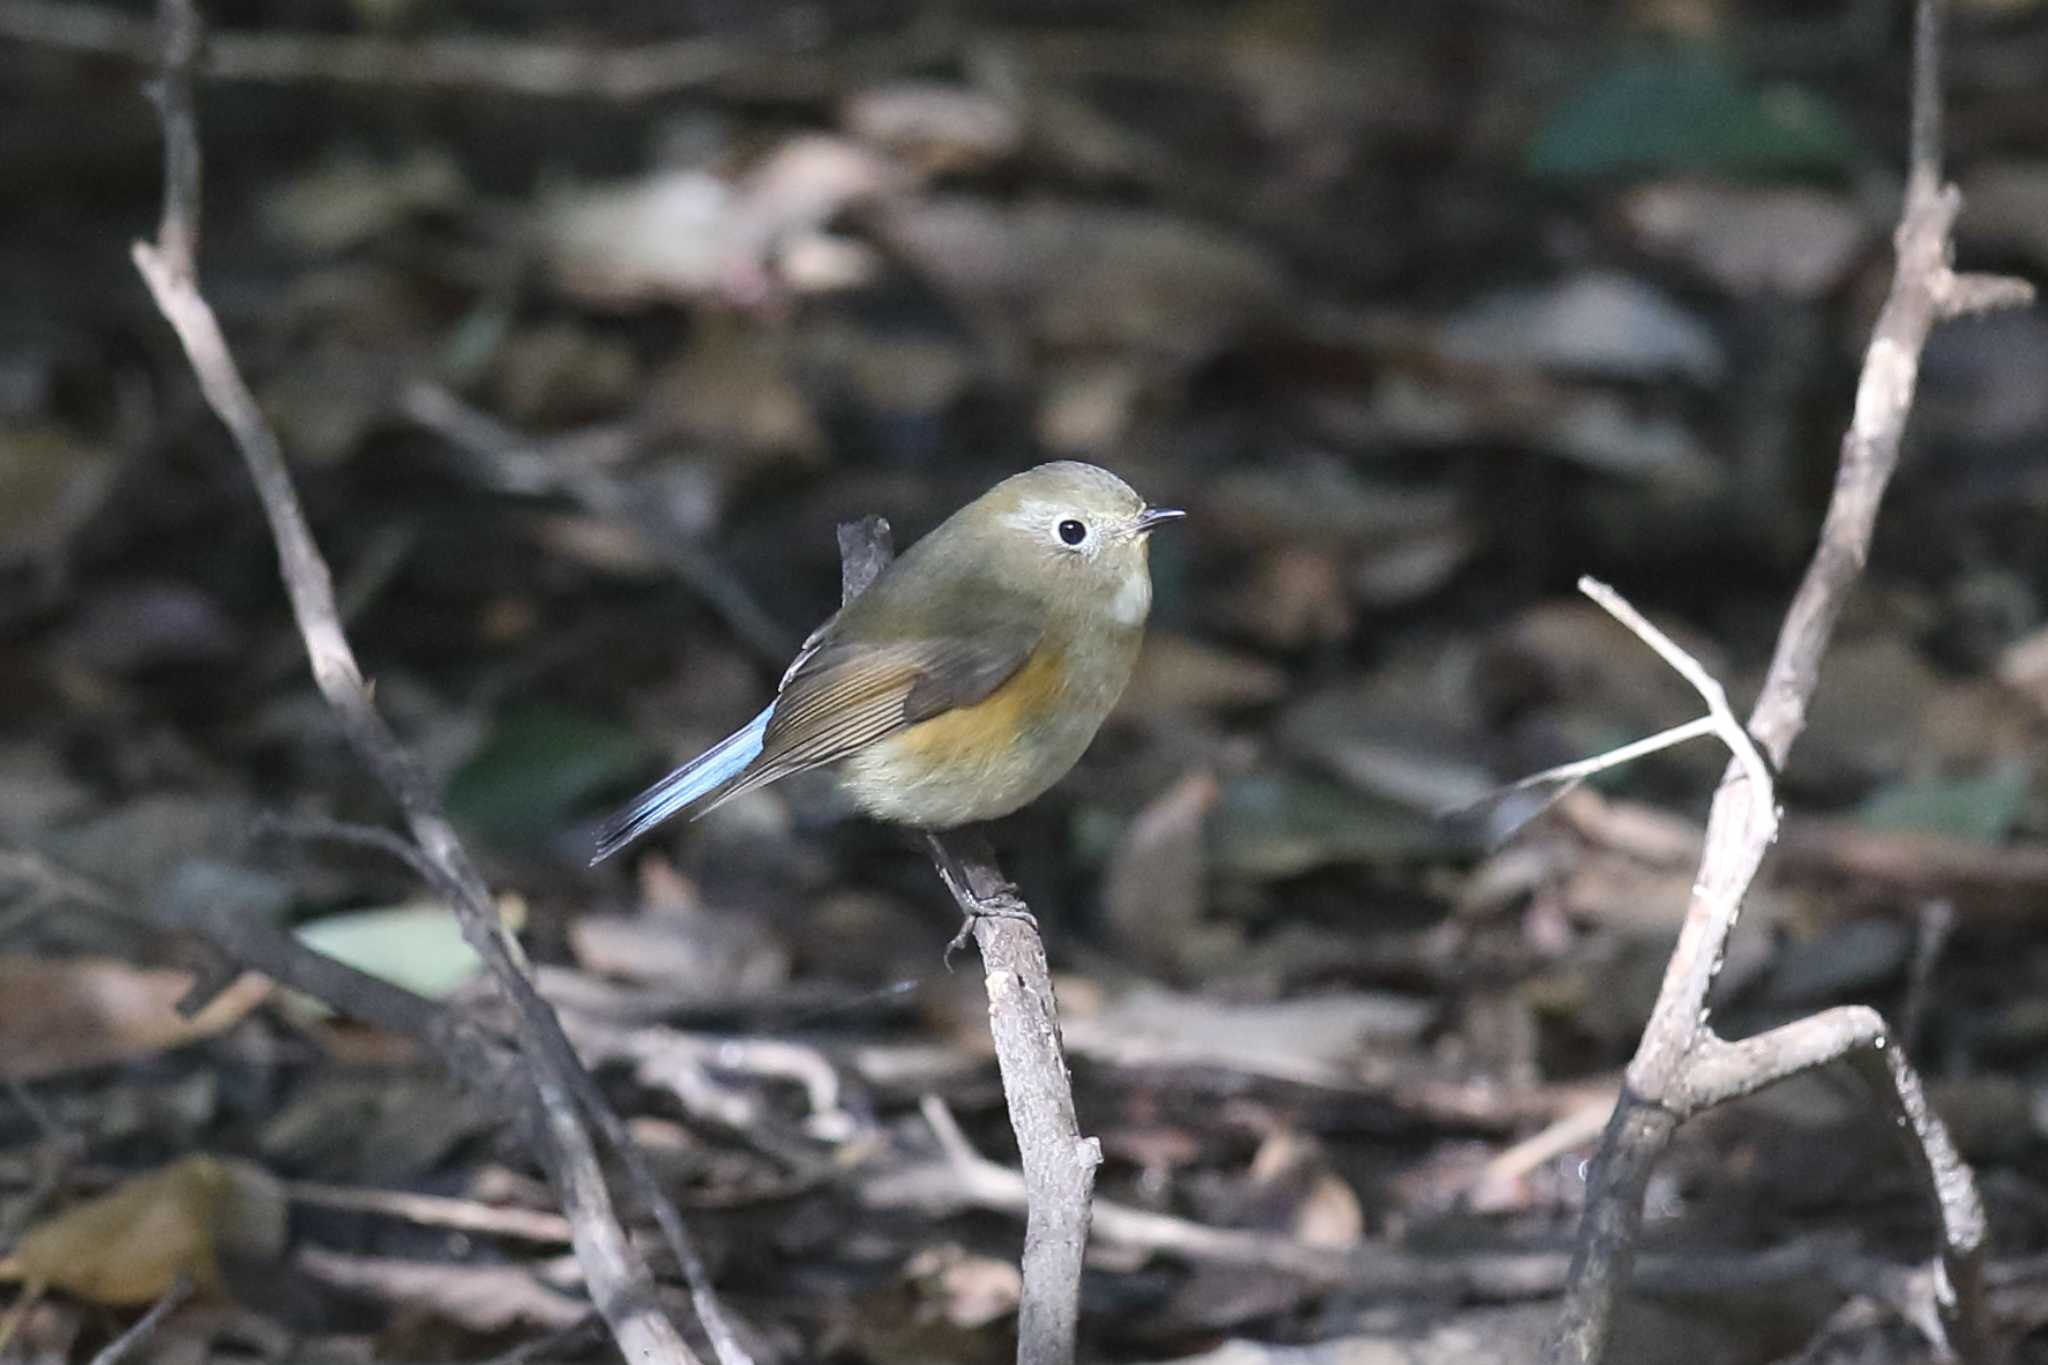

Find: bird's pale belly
[839,637,1134,828]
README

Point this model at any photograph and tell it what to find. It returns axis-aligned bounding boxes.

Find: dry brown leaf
[904,1244,1022,1329]
[0,956,270,1082]
[0,1155,285,1305]
[1244,1132,1363,1250]
[541,136,899,308]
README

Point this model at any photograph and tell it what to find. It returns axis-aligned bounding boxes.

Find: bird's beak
[1133,506,1185,536]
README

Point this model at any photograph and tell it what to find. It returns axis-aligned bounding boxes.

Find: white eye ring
[1056,518,1089,547]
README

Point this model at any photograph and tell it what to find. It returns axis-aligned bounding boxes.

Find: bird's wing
[698,615,1042,814]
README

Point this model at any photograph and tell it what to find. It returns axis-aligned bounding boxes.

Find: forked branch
[1552,1,2032,1359]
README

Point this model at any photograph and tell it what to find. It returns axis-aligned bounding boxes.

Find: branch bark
[126,5,749,1362]
[836,516,1102,1365]
[1553,1,2033,1360]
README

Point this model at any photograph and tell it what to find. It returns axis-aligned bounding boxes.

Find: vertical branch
[1910,0,1942,185]
[838,516,1102,1365]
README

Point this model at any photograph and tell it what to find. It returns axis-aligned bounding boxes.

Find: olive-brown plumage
[592,462,1179,863]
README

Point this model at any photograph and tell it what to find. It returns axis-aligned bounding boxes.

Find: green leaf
[1527,48,1856,180]
[446,704,648,843]
[1856,763,2032,845]
[295,901,488,1001]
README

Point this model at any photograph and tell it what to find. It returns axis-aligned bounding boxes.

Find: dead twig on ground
[1552,3,2033,1357]
[836,516,1101,1365]
[125,4,749,1362]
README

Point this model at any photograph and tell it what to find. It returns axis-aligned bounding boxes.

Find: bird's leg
[924,829,1038,963]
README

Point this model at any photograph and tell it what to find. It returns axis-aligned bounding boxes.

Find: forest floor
[4,1,2048,1361]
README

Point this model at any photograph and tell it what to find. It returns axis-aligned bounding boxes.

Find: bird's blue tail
[590,705,772,865]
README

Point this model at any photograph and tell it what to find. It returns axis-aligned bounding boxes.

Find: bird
[591,461,1181,869]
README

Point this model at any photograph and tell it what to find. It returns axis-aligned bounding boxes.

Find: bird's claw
[942,885,1038,968]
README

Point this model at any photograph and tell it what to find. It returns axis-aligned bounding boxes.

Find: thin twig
[250,812,444,888]
[1902,899,1957,1057]
[1452,715,1719,813]
[125,5,739,1362]
[837,518,1100,1365]
[1552,0,2031,1358]
[1577,577,1775,825]
[282,1179,575,1244]
[88,1276,192,1365]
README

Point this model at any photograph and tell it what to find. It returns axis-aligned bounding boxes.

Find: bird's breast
[840,626,1140,828]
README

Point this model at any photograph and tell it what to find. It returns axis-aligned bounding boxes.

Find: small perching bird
[592,462,1181,864]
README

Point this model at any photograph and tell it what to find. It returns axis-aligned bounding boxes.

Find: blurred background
[4,0,2048,1361]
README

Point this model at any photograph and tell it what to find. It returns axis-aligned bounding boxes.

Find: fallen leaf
[294,896,527,1004]
[1436,270,1724,384]
[541,136,900,308]
[1527,48,1855,179]
[903,1244,1022,1329]
[1622,180,1871,297]
[0,956,269,1082]
[0,1156,285,1305]
[1245,1133,1363,1250]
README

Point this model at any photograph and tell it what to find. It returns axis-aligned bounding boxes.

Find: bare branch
[1551,0,2030,1358]
[1460,715,1718,809]
[125,5,743,1361]
[837,517,1100,1365]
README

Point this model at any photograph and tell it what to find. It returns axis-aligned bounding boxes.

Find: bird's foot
[943,890,1039,966]
[926,831,1039,967]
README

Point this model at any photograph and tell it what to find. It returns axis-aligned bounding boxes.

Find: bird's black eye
[1057,519,1088,546]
